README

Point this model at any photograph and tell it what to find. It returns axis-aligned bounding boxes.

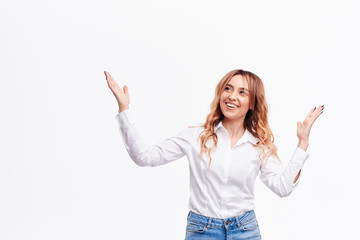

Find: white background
[1,0,359,239]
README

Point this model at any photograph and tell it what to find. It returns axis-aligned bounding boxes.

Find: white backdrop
[1,0,359,239]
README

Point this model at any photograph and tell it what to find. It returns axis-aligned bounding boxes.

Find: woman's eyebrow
[225,84,249,92]
[240,87,249,92]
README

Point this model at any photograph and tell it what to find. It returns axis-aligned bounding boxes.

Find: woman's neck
[222,118,246,138]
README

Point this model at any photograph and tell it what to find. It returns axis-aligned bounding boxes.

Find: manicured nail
[321,111,323,114]
[314,107,316,110]
[104,71,106,75]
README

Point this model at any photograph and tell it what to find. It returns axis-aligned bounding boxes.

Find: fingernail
[321,111,323,114]
[314,107,316,110]
[104,71,107,76]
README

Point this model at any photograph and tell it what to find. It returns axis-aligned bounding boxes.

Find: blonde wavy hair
[199,69,280,166]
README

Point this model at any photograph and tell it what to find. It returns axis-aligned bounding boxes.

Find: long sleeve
[114,109,193,167]
[259,147,310,197]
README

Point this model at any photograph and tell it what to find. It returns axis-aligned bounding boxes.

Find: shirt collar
[214,121,259,145]
[214,121,223,133]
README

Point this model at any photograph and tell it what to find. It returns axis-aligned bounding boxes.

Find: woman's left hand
[297,105,324,151]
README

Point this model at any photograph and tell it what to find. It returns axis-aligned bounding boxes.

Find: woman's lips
[225,102,239,109]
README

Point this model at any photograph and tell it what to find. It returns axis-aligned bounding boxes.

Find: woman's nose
[229,93,236,100]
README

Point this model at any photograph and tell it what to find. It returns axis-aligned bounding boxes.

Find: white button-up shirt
[115,109,310,219]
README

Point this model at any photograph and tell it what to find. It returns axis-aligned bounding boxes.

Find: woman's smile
[225,102,239,109]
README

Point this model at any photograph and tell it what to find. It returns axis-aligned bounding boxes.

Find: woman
[105,69,323,239]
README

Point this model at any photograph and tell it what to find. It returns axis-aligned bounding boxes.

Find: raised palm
[105,71,130,112]
[297,105,324,142]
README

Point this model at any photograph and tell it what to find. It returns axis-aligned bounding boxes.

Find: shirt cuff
[114,109,135,128]
[293,147,310,166]
[291,147,310,186]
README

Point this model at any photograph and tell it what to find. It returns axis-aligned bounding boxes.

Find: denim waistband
[187,210,256,229]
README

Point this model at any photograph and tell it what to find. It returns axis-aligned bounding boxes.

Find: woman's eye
[240,90,245,95]
[225,87,231,91]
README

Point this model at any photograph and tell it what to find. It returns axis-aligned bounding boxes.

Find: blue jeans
[185,210,262,240]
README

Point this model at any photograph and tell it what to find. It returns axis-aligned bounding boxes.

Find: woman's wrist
[118,106,129,113]
[297,139,309,151]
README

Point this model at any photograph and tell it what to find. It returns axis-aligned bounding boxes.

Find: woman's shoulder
[187,123,204,129]
[184,123,204,134]
[176,123,204,139]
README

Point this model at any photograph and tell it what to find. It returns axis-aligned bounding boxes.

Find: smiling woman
[200,70,280,166]
[105,69,324,239]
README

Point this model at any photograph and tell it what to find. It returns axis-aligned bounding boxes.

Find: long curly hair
[199,69,279,166]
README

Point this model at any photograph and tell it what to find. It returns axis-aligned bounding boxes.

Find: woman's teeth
[226,103,237,108]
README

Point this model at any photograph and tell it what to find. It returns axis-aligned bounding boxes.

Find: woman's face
[219,74,250,123]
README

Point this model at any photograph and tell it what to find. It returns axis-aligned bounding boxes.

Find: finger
[104,70,110,81]
[310,105,324,120]
[105,71,116,87]
[105,73,115,89]
[306,106,316,119]
[313,104,323,113]
[306,104,324,121]
[297,121,302,128]
[105,71,122,92]
[313,106,324,121]
[123,85,129,94]
[306,105,324,127]
[104,71,112,85]
[104,71,114,86]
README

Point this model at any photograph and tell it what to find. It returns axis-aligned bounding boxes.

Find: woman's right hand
[104,71,130,113]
